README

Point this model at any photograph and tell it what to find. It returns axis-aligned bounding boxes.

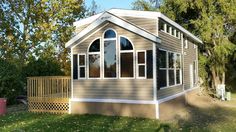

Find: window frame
[102,28,118,79]
[78,53,86,79]
[87,37,102,79]
[184,37,188,49]
[159,49,182,89]
[119,35,135,79]
[136,50,147,79]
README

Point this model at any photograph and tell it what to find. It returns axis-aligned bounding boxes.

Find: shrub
[0,59,23,104]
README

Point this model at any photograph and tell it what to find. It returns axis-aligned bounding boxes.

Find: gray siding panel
[73,79,153,100]
[183,40,197,90]
[157,85,183,99]
[121,16,157,34]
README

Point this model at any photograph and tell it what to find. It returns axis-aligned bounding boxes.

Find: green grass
[0,112,176,132]
[1,107,236,132]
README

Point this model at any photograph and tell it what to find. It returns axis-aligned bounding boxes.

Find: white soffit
[73,9,202,44]
[66,12,161,48]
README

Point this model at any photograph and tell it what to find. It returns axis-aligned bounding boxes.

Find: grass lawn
[1,94,236,132]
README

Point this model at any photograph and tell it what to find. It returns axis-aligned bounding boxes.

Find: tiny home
[65,9,202,119]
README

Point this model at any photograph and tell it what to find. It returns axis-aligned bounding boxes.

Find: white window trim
[102,28,118,79]
[78,53,86,79]
[87,37,102,79]
[159,49,183,89]
[184,38,188,49]
[119,35,135,79]
[136,50,147,79]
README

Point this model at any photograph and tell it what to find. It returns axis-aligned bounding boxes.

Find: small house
[65,9,202,119]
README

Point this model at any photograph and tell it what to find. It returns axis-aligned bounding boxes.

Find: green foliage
[22,57,64,79]
[0,59,23,104]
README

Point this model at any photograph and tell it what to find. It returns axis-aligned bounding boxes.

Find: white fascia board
[71,98,156,104]
[66,12,161,48]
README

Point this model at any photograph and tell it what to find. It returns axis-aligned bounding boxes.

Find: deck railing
[27,76,71,113]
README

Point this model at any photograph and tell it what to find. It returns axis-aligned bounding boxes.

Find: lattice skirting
[28,97,69,114]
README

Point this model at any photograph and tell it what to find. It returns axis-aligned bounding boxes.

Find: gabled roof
[73,9,203,44]
[66,12,161,48]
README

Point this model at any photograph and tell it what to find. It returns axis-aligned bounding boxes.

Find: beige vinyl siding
[72,22,154,100]
[156,31,183,99]
[73,23,153,53]
[121,16,157,34]
[75,24,89,34]
[73,79,153,100]
[157,85,183,99]
[158,31,182,53]
[183,40,197,90]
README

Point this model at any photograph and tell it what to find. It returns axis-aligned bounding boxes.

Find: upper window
[103,29,117,78]
[88,39,101,78]
[104,29,116,38]
[120,37,134,78]
[137,51,146,78]
[89,39,100,52]
[120,37,133,50]
[159,20,165,31]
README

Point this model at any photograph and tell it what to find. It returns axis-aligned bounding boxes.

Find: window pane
[168,52,174,68]
[169,70,175,86]
[138,52,145,64]
[104,29,116,38]
[176,54,181,68]
[73,54,78,79]
[172,28,175,36]
[120,37,133,50]
[176,69,181,84]
[89,54,100,78]
[89,39,100,52]
[159,50,166,68]
[176,31,180,38]
[80,67,85,78]
[104,40,116,77]
[121,53,133,77]
[159,20,165,31]
[159,70,167,87]
[147,50,153,79]
[79,55,85,66]
[138,65,145,77]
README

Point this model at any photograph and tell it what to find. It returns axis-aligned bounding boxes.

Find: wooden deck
[27,76,71,114]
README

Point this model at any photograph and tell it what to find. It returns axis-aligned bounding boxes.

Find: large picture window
[159,49,182,88]
[103,29,117,78]
[120,36,134,78]
[88,39,101,78]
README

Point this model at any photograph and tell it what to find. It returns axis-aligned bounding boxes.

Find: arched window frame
[102,28,118,79]
[87,37,101,79]
[119,35,135,79]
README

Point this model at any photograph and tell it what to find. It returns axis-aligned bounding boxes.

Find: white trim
[153,44,157,101]
[102,28,118,79]
[70,98,156,104]
[87,37,102,79]
[68,98,71,114]
[66,12,161,48]
[73,13,102,27]
[119,36,135,79]
[181,33,185,90]
[78,53,86,79]
[71,48,74,98]
[136,50,146,79]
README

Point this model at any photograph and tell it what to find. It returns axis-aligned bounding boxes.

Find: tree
[132,0,236,92]
[0,0,86,74]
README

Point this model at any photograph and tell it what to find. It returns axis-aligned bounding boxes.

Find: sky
[85,0,135,12]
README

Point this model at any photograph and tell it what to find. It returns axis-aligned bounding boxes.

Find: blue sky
[85,0,135,11]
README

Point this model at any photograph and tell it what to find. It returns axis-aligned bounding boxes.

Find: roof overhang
[66,12,161,48]
[73,9,203,44]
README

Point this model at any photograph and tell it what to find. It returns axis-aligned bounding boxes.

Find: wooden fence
[27,76,71,114]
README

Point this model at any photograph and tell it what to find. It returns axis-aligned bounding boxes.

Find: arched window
[103,29,117,78]
[120,36,134,78]
[88,38,101,78]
